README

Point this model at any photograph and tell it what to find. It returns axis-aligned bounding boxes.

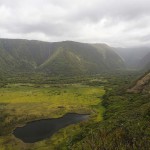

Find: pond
[13,113,89,143]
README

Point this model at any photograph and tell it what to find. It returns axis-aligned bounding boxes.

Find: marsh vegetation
[0,71,149,150]
[0,75,105,149]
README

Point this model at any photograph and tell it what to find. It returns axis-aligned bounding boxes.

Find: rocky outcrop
[127,72,150,93]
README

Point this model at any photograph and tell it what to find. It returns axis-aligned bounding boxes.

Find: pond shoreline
[13,113,90,143]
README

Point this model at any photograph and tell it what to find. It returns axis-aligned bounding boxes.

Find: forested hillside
[0,39,125,75]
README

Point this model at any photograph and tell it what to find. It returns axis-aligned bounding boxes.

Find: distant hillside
[115,47,150,69]
[138,52,150,71]
[0,39,125,75]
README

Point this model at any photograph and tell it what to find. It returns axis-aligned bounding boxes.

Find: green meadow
[0,83,105,150]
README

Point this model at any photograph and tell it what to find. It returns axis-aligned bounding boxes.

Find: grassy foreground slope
[0,79,105,150]
[64,72,150,150]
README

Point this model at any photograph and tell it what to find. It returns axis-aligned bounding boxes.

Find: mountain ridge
[0,38,125,75]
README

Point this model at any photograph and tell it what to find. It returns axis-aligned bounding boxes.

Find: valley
[0,39,149,150]
[0,39,124,75]
[0,0,150,149]
[0,76,105,149]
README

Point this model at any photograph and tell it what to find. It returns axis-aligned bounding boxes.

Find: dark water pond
[13,113,89,143]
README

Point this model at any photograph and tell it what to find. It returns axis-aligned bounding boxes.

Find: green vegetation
[62,72,150,150]
[0,69,149,150]
[0,38,149,150]
[0,78,105,150]
[0,39,125,75]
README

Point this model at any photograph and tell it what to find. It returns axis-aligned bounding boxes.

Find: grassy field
[0,83,105,150]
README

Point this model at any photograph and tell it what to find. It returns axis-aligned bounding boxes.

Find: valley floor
[0,80,105,150]
[0,72,149,150]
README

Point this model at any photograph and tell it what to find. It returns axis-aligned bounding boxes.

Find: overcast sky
[0,0,150,47]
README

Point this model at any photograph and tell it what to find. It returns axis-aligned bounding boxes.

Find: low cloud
[0,0,150,47]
